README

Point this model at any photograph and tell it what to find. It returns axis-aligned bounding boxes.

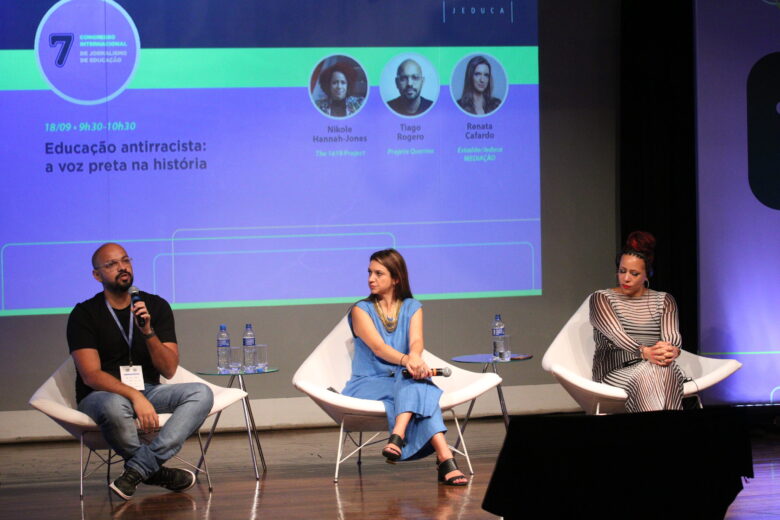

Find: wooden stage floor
[0,418,778,519]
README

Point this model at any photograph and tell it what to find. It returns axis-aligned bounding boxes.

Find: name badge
[120,365,145,390]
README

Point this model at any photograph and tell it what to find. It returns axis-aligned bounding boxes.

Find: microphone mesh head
[442,367,452,377]
[128,286,140,297]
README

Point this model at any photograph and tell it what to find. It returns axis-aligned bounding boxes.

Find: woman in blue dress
[341,249,468,486]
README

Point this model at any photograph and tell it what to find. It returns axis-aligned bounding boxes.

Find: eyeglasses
[95,257,133,271]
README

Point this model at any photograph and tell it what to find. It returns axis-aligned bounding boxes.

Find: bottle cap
[245,323,252,329]
[219,324,227,330]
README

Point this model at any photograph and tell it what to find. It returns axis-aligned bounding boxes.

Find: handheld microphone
[402,367,452,378]
[128,286,145,327]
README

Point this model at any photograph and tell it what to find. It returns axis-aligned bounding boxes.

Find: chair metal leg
[80,434,85,500]
[334,422,384,483]
[334,421,345,483]
[237,374,265,477]
[197,409,222,472]
[106,449,112,483]
[78,413,221,498]
[495,383,510,428]
[489,362,510,428]
[197,431,213,492]
[449,411,474,475]
[235,376,261,480]
[240,379,267,472]
[455,398,477,448]
[197,374,266,477]
[454,362,491,450]
[195,372,238,471]
[357,432,362,467]
[80,440,113,498]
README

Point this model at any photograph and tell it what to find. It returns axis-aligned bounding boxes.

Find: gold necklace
[374,299,400,332]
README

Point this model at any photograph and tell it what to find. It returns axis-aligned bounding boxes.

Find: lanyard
[105,298,135,365]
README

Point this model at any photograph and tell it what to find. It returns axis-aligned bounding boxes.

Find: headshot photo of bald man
[381,54,439,118]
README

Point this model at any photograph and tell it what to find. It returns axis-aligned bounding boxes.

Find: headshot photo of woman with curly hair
[310,56,368,118]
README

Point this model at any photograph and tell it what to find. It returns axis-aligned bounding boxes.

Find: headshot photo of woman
[452,55,507,116]
[310,56,367,118]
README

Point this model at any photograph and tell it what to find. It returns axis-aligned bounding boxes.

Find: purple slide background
[1,84,540,309]
[697,1,780,404]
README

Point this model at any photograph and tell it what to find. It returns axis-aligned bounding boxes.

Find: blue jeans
[78,382,214,479]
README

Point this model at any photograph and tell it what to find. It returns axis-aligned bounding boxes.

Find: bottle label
[243,338,255,346]
[492,327,505,336]
[217,340,230,347]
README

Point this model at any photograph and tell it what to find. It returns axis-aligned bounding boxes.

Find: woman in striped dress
[589,231,685,412]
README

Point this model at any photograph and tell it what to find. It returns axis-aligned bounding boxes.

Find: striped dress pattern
[589,289,685,412]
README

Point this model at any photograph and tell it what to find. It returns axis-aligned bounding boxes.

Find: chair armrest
[29,398,97,428]
[161,366,248,416]
[293,380,385,414]
[439,373,503,410]
[209,387,248,416]
[547,364,628,399]
[684,359,742,395]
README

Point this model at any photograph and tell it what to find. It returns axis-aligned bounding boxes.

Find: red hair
[621,230,656,274]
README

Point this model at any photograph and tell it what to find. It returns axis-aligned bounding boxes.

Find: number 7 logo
[49,33,74,67]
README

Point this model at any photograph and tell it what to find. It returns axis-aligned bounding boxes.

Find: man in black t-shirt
[67,243,213,500]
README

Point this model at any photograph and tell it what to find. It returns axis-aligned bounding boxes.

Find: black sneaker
[144,466,196,492]
[109,467,144,500]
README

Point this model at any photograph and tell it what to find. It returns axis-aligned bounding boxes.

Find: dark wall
[619,1,698,351]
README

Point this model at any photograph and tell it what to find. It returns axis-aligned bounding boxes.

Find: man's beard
[105,270,133,294]
[402,88,419,101]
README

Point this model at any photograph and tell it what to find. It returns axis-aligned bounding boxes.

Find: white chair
[29,357,247,498]
[292,315,503,482]
[541,297,742,414]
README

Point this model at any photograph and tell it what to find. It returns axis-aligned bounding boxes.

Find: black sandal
[382,433,405,462]
[437,457,468,486]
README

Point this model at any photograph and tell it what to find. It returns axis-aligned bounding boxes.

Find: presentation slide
[696,0,780,404]
[0,0,540,315]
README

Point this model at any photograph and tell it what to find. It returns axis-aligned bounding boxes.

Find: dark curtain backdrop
[619,1,698,351]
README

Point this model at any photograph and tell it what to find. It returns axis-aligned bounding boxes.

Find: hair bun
[625,230,655,254]
[624,230,656,270]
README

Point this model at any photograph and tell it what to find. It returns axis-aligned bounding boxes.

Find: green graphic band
[1,46,538,91]
[0,290,542,317]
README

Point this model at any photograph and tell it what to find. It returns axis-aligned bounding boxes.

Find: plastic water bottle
[242,323,257,374]
[217,324,230,374]
[491,314,509,361]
